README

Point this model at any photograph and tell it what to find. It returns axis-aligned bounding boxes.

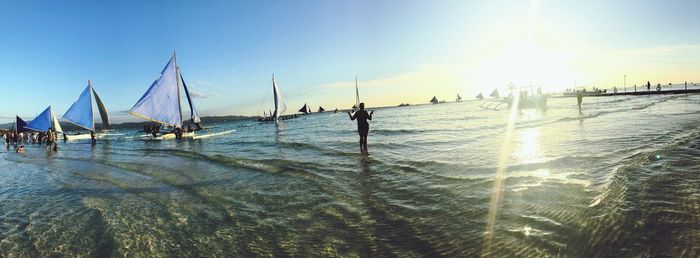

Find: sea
[1,92,699,257]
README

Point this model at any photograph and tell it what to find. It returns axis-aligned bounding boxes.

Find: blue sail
[15,116,28,132]
[62,85,94,131]
[25,106,52,132]
[180,73,201,123]
[129,55,182,127]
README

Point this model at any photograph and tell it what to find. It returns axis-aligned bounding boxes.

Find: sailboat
[456,94,462,102]
[490,89,500,98]
[430,96,439,104]
[128,52,234,140]
[259,74,294,123]
[271,74,287,123]
[298,103,309,114]
[352,76,360,111]
[318,106,325,113]
[62,80,122,141]
[476,93,484,99]
[13,116,28,133]
[25,106,63,135]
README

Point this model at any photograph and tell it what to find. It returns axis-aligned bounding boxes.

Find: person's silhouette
[348,103,373,154]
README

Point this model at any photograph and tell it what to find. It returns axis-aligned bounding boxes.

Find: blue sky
[1,0,698,123]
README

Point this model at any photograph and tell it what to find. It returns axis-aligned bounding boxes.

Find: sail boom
[62,120,95,132]
[127,111,179,128]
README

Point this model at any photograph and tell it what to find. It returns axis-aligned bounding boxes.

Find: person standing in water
[46,128,56,151]
[576,90,583,113]
[348,103,373,154]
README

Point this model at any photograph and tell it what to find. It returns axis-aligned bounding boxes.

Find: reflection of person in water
[347,103,373,154]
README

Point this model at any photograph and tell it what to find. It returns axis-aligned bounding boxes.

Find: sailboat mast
[174,51,183,128]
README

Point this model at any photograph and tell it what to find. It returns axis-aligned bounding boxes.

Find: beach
[1,94,699,256]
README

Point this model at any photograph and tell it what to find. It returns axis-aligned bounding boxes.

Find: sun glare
[473,42,578,95]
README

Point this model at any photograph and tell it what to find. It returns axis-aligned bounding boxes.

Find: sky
[0,0,698,123]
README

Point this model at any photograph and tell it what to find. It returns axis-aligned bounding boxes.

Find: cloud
[188,90,214,99]
[191,80,211,86]
[314,64,460,91]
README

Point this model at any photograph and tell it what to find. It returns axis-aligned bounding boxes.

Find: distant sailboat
[430,96,439,104]
[476,93,484,99]
[456,94,462,102]
[271,74,287,122]
[25,106,61,134]
[318,106,325,113]
[299,103,309,114]
[490,89,500,98]
[62,80,121,140]
[129,52,233,140]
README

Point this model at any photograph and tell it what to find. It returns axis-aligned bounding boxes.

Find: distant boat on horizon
[430,96,439,104]
[456,94,462,102]
[490,89,500,98]
[476,93,484,99]
[318,106,325,113]
[298,103,310,114]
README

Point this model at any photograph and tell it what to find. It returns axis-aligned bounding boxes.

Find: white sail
[272,74,287,119]
[51,109,63,133]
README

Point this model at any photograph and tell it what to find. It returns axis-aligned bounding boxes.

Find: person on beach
[46,128,56,151]
[647,81,651,91]
[347,103,373,154]
[576,91,583,113]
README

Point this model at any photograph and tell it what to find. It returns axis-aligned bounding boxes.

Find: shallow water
[1,94,700,257]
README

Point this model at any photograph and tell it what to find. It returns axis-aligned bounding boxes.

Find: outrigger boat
[478,89,507,111]
[258,74,299,123]
[128,52,234,140]
[298,103,311,114]
[62,80,122,141]
[25,106,63,136]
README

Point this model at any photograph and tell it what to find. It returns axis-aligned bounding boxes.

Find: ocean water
[1,94,699,257]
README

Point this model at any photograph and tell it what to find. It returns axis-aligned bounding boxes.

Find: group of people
[142,122,202,140]
[2,127,59,152]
